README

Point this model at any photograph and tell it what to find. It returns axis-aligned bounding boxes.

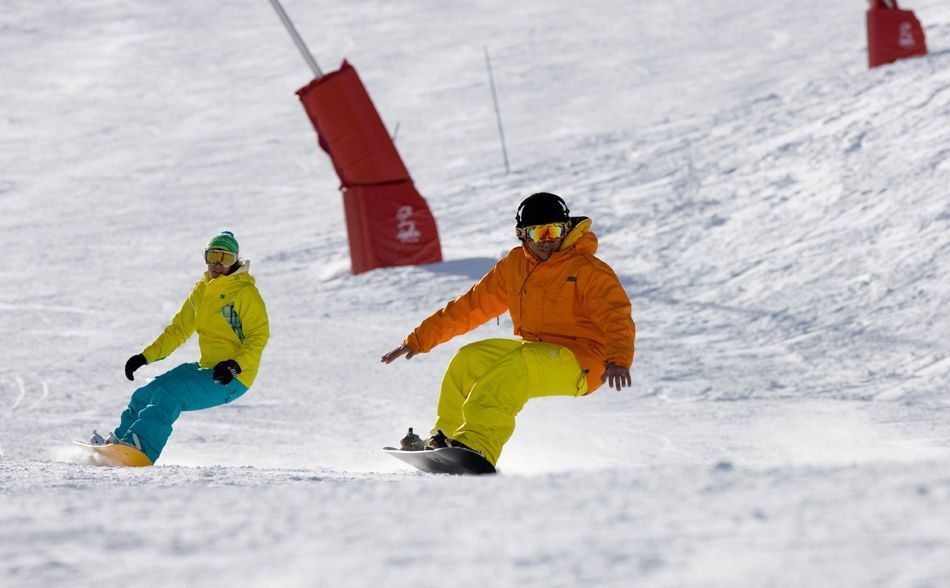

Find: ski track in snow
[2,0,950,586]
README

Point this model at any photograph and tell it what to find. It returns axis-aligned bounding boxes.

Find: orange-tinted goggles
[516,222,569,243]
[205,248,237,266]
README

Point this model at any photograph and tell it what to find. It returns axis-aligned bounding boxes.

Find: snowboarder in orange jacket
[382,193,636,465]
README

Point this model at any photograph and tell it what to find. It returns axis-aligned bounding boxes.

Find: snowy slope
[2,0,950,586]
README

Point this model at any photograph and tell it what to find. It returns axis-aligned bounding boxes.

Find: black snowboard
[383,446,496,475]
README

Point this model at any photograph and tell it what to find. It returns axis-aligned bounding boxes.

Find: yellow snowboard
[73,441,153,467]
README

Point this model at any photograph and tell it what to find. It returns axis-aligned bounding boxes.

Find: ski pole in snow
[484,46,510,174]
[267,0,323,78]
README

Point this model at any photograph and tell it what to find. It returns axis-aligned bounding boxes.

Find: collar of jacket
[561,217,593,250]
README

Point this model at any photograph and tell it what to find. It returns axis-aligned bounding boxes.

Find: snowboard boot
[105,432,119,445]
[400,427,425,451]
[89,430,106,446]
[425,431,486,458]
[425,430,450,449]
[115,433,143,452]
[447,437,485,458]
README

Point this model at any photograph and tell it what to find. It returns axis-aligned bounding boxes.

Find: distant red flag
[867,0,928,68]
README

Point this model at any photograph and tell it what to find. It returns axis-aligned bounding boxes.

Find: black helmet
[515,192,570,228]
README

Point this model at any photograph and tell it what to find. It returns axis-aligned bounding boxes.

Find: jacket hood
[560,217,596,254]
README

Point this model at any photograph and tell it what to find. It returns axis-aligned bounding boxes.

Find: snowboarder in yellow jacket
[382,193,635,466]
[91,231,269,464]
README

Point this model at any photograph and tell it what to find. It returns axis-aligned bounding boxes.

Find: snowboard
[73,441,153,467]
[384,446,496,475]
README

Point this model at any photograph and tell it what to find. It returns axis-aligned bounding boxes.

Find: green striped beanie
[207,231,239,255]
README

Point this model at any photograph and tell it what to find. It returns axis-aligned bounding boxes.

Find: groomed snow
[2,1,949,586]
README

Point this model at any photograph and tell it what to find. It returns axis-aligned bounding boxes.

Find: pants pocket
[557,347,588,396]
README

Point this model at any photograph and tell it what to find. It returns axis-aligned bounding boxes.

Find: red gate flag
[296,61,442,274]
[342,183,443,273]
[867,1,928,68]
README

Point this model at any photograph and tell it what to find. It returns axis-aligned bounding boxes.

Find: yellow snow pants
[433,338,589,466]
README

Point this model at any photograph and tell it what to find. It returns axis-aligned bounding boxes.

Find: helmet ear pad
[515,193,570,228]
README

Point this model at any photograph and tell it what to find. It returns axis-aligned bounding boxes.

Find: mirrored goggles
[204,248,237,266]
[516,222,570,243]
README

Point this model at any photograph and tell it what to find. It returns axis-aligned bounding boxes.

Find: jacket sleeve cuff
[403,333,425,354]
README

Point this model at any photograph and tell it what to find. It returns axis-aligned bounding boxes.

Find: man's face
[524,236,564,261]
[518,221,569,261]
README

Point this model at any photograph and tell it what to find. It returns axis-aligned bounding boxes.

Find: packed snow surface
[2,0,950,586]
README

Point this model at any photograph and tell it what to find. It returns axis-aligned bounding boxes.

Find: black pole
[484,46,510,174]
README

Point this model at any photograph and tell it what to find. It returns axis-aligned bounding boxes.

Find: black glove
[213,360,242,385]
[125,354,147,381]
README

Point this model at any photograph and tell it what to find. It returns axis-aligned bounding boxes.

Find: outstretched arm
[141,282,201,364]
[401,260,509,356]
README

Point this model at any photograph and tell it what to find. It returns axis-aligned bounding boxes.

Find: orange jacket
[405,218,635,393]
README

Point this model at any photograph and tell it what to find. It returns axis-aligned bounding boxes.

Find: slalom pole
[267,0,323,78]
[484,46,510,174]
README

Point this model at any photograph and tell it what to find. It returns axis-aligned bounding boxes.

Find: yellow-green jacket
[141,261,269,388]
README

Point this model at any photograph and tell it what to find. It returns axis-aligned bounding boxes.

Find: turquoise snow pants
[114,362,248,463]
